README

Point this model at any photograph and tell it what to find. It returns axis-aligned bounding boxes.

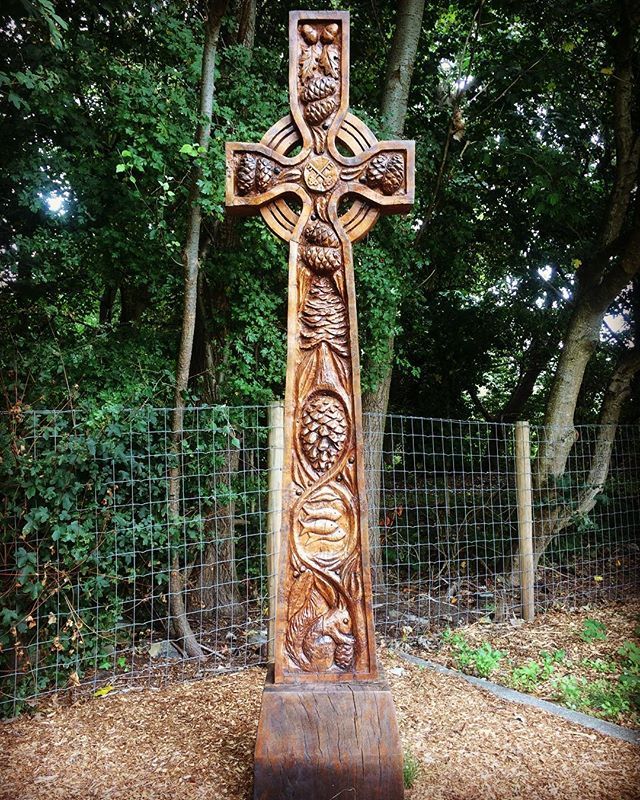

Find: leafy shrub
[0,405,264,715]
[580,618,607,642]
[442,630,504,678]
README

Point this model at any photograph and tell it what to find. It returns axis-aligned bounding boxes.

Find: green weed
[403,751,420,789]
[580,618,607,642]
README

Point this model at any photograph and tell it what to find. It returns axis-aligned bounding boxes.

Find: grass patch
[403,750,420,789]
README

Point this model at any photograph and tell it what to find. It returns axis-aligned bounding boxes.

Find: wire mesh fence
[1,405,638,716]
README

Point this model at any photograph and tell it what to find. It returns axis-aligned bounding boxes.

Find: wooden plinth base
[253,668,404,800]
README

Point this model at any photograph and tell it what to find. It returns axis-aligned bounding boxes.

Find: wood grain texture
[253,668,404,800]
[226,9,414,687]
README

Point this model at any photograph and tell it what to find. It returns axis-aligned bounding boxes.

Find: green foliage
[442,630,504,678]
[0,405,266,713]
[580,618,607,643]
[510,649,564,690]
[403,750,420,789]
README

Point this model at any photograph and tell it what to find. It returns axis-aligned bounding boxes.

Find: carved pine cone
[302,245,342,274]
[256,158,275,192]
[365,153,405,195]
[301,76,337,103]
[236,154,256,195]
[380,153,405,195]
[300,276,349,356]
[305,220,340,248]
[304,97,338,126]
[334,641,354,670]
[300,393,348,473]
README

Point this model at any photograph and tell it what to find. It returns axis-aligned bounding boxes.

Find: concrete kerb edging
[397,650,640,746]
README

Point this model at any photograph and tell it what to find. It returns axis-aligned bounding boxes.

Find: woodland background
[1,0,639,707]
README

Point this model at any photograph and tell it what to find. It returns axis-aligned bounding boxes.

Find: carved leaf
[277,168,302,183]
[314,574,337,608]
[288,569,314,618]
[311,126,327,155]
[315,196,330,222]
[319,44,340,79]
[299,44,319,84]
[340,164,366,181]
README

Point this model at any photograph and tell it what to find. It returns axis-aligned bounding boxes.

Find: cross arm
[336,140,415,214]
[225,142,311,216]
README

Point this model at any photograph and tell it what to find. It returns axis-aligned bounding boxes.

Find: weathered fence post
[515,420,535,621]
[267,400,284,662]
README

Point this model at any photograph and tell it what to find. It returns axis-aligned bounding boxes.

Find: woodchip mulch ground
[2,650,639,800]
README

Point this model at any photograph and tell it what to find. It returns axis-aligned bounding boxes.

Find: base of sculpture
[253,667,404,800]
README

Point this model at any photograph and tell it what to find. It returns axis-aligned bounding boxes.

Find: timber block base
[253,668,404,800]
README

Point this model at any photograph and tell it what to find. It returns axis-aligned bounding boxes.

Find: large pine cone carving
[304,97,338,126]
[301,76,337,103]
[365,153,405,195]
[300,393,348,473]
[300,276,349,356]
[236,154,256,195]
[256,158,275,192]
[305,220,340,248]
[302,245,342,274]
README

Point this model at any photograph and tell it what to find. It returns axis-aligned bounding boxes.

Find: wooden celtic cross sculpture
[226,10,414,799]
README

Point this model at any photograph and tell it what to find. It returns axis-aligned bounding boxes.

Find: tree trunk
[530,349,640,572]
[197,440,241,620]
[233,0,256,49]
[362,0,425,589]
[533,1,640,492]
[507,4,640,589]
[168,0,229,660]
[380,0,425,135]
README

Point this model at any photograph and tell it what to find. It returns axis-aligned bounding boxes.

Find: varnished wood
[225,10,414,798]
[253,668,404,800]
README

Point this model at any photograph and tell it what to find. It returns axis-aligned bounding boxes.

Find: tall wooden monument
[226,10,415,798]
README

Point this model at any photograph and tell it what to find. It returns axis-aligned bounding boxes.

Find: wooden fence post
[515,420,535,621]
[266,401,284,662]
